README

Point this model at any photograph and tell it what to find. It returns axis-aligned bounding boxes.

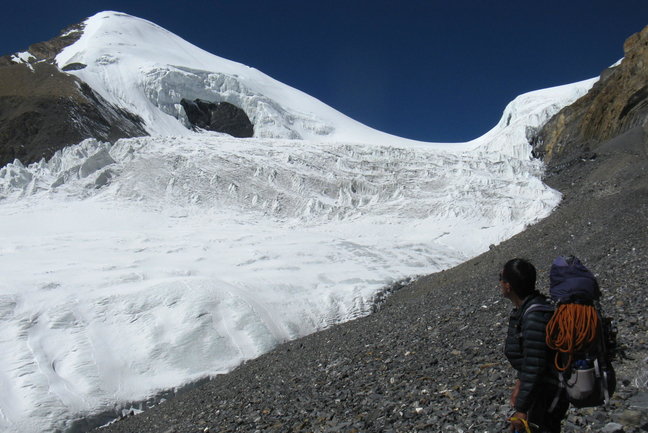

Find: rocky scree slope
[0,22,146,167]
[96,27,648,433]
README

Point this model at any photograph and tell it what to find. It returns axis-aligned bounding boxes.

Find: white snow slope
[0,11,597,433]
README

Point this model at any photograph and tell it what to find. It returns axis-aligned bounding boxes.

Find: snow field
[0,133,556,432]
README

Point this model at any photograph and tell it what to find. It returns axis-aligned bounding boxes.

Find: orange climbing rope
[545,303,599,371]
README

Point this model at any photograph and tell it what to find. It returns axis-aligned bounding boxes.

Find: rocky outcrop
[531,25,648,168]
[0,21,147,168]
[180,98,254,138]
[0,22,84,68]
[26,22,85,62]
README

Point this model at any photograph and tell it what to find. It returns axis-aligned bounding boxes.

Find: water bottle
[575,359,590,369]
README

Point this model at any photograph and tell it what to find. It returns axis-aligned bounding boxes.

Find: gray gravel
[92,128,648,433]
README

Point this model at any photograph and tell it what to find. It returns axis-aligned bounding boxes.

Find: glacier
[0,11,597,433]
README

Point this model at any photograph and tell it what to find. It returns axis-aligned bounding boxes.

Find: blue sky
[2,1,647,142]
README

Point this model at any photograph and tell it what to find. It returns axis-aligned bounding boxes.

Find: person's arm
[510,379,521,407]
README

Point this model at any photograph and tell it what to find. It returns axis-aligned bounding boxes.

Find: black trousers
[527,386,570,433]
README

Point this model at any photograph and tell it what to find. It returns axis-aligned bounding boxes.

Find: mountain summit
[1,11,446,167]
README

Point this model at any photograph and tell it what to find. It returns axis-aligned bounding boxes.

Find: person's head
[500,258,537,301]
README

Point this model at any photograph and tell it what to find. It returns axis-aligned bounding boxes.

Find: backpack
[525,256,617,408]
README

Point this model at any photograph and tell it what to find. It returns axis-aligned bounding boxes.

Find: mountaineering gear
[546,303,599,371]
[515,257,617,409]
[544,256,617,408]
[548,256,601,303]
[509,416,538,433]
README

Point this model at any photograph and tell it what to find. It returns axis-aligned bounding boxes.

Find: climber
[500,258,569,433]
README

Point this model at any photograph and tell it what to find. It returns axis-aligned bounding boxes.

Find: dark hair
[502,258,536,299]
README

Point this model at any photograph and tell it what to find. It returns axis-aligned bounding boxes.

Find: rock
[180,98,254,138]
[0,22,147,168]
[617,409,644,428]
[61,62,87,71]
[531,24,648,167]
[601,422,624,433]
[628,391,648,409]
[23,22,85,61]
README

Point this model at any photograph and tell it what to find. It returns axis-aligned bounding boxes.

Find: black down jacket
[504,292,557,412]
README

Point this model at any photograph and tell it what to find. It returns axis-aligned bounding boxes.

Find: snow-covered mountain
[0,11,597,433]
[52,11,425,143]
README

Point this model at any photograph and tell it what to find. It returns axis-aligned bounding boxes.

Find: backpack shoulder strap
[516,302,554,336]
[522,303,554,319]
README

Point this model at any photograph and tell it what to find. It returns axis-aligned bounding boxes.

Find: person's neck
[512,295,524,309]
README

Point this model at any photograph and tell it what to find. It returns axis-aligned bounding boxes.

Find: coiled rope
[545,303,599,371]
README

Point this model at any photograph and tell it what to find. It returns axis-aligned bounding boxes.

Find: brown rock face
[26,22,85,62]
[532,25,648,167]
[0,21,147,168]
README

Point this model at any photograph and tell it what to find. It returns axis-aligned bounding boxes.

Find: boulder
[61,63,87,71]
[180,99,254,138]
[601,423,624,433]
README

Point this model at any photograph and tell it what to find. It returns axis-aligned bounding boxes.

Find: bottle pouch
[565,367,595,400]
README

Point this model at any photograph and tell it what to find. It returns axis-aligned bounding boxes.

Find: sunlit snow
[0,11,597,433]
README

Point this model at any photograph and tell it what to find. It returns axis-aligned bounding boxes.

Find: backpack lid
[549,256,600,303]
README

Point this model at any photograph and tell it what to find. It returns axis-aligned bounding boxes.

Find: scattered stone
[618,410,645,428]
[601,422,624,433]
